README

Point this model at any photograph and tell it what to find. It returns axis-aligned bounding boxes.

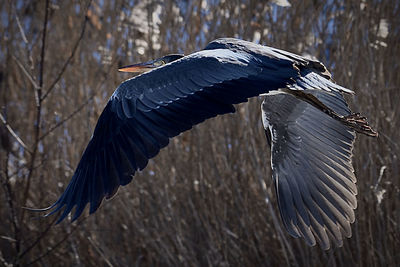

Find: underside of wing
[262,90,357,250]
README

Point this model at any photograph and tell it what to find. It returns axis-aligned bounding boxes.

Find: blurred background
[0,0,399,266]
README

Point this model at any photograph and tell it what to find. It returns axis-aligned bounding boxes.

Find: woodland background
[0,0,399,266]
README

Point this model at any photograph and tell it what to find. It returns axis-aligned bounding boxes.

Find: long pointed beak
[118,61,156,73]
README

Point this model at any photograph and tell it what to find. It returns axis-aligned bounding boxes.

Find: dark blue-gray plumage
[39,38,377,250]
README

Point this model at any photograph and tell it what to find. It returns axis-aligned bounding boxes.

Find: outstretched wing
[262,90,357,250]
[46,40,350,223]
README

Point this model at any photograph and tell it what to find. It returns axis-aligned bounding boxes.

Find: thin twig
[14,9,28,44]
[6,158,46,180]
[19,0,50,247]
[39,93,95,141]
[0,163,20,256]
[0,249,11,267]
[17,215,58,261]
[11,54,39,90]
[41,0,93,101]
[0,113,32,154]
[87,236,114,267]
[39,55,119,141]
[0,235,16,243]
[26,218,86,266]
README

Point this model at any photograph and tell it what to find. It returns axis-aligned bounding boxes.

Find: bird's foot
[341,113,378,137]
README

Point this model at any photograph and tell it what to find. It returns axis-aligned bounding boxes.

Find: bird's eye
[154,60,165,66]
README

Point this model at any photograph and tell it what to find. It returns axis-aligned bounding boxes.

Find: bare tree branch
[39,56,119,141]
[87,236,114,267]
[25,218,86,266]
[39,93,95,141]
[6,159,46,180]
[19,1,50,251]
[0,113,32,154]
[11,54,39,90]
[14,9,28,44]
[17,215,58,261]
[41,0,93,101]
[0,249,11,267]
[0,164,20,262]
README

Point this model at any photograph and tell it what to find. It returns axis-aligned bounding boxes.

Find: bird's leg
[283,89,378,137]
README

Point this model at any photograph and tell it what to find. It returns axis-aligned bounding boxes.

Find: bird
[38,38,377,250]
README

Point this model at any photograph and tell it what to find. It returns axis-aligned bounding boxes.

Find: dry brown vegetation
[0,0,399,266]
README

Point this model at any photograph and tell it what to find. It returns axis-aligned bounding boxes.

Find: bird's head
[118,54,184,73]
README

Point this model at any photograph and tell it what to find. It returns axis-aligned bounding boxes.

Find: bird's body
[41,38,376,250]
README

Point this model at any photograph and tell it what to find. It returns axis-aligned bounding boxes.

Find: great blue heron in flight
[39,38,377,250]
